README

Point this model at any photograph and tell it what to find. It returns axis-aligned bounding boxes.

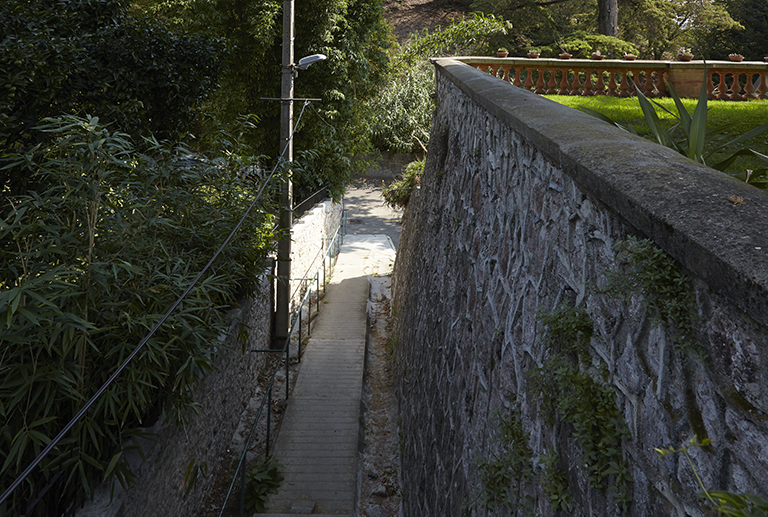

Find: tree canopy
[472,0,742,58]
[140,0,391,200]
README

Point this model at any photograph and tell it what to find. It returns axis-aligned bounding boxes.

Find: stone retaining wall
[392,58,768,516]
[77,278,272,517]
[290,199,343,311]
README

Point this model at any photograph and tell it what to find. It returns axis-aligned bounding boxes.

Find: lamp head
[296,54,327,70]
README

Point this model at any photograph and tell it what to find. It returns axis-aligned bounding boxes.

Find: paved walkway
[261,233,397,516]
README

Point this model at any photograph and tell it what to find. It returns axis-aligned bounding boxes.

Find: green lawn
[544,94,768,177]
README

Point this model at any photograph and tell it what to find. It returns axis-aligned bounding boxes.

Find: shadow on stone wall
[392,58,768,517]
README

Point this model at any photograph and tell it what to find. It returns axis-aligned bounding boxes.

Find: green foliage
[382,160,424,209]
[472,0,596,53]
[700,0,768,61]
[0,0,225,194]
[465,408,535,513]
[399,12,513,63]
[366,64,434,154]
[142,0,391,201]
[364,13,511,155]
[472,0,741,59]
[0,116,274,515]
[602,236,699,355]
[536,304,593,364]
[543,31,639,58]
[656,436,768,516]
[529,305,632,511]
[540,449,573,512]
[243,456,284,513]
[580,75,768,188]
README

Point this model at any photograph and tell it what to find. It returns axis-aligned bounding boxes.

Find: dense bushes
[0,116,275,516]
[0,0,225,194]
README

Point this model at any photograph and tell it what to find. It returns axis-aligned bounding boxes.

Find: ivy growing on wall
[529,304,633,512]
[464,408,535,514]
[602,235,700,356]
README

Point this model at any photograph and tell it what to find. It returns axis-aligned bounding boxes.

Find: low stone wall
[290,199,343,311]
[77,278,272,517]
[392,58,768,516]
[76,198,340,516]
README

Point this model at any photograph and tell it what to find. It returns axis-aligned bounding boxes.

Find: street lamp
[274,0,327,347]
[296,53,327,71]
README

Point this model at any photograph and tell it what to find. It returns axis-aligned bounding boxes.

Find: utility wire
[0,100,312,508]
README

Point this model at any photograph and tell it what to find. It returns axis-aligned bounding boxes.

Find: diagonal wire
[0,100,312,508]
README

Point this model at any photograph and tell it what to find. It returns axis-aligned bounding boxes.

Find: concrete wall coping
[433,57,768,328]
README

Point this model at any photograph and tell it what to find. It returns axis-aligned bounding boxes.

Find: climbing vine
[602,236,700,356]
[465,409,535,514]
[529,304,633,511]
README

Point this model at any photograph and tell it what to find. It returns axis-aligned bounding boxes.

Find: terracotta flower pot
[497,52,509,57]
[729,55,744,62]
[527,53,540,59]
[591,54,604,60]
[559,53,572,59]
[623,54,637,60]
[678,54,693,61]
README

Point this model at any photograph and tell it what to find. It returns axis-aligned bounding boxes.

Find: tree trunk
[598,0,618,37]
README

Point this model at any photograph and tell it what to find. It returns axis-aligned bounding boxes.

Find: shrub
[0,116,274,515]
[382,160,425,209]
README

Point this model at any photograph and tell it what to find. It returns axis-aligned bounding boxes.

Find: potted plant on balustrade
[677,47,694,61]
[557,43,572,59]
[729,53,744,62]
[497,47,509,57]
[527,48,540,58]
[623,52,637,60]
[591,49,604,60]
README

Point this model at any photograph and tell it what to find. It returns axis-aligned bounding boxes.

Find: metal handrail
[217,211,346,517]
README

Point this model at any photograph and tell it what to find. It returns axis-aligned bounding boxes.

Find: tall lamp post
[273,0,326,347]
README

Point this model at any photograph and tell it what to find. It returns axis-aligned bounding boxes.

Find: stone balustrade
[454,56,768,99]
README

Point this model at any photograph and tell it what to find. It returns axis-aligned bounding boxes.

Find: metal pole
[274,0,295,347]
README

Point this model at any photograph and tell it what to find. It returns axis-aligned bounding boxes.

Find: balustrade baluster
[707,70,716,100]
[583,68,594,96]
[607,70,618,96]
[744,72,756,99]
[501,66,511,82]
[523,68,534,91]
[619,70,631,97]
[717,72,729,100]
[570,67,582,95]
[559,67,570,94]
[535,68,547,94]
[512,66,522,88]
[757,72,768,99]
[639,70,649,96]
[546,68,558,94]
[595,69,606,95]
[728,71,744,100]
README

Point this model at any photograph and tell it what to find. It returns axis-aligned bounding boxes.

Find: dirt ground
[358,277,402,517]
[383,0,471,41]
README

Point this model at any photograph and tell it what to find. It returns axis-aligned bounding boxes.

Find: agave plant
[581,69,768,188]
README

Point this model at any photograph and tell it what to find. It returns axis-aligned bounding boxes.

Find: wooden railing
[453,57,768,100]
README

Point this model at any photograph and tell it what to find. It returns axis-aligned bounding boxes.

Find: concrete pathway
[261,233,397,516]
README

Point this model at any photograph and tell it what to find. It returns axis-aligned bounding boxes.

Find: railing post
[266,386,272,457]
[285,342,290,398]
[239,455,246,517]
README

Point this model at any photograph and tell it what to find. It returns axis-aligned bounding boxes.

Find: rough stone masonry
[392,58,768,516]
